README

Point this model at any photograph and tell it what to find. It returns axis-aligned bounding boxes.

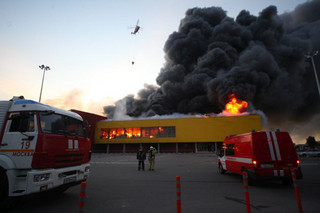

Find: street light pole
[38,65,51,102]
[305,51,320,98]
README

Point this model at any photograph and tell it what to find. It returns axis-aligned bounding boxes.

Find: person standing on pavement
[137,147,146,171]
[148,146,157,171]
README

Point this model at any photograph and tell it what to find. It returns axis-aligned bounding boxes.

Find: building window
[142,127,158,138]
[158,126,176,137]
[100,128,109,139]
[110,128,125,138]
[125,127,141,138]
[100,126,176,140]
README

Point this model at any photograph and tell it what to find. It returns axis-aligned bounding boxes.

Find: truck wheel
[281,179,293,185]
[0,170,10,210]
[218,163,226,174]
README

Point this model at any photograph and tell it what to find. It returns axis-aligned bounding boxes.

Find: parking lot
[5,153,320,213]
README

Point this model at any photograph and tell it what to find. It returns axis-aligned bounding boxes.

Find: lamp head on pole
[39,65,50,71]
[38,64,51,102]
[305,51,319,59]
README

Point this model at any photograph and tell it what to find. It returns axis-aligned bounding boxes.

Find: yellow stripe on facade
[95,115,262,144]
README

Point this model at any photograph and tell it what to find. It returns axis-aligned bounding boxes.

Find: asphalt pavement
[4,153,320,213]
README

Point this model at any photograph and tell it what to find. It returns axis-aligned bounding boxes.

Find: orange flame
[225,94,248,114]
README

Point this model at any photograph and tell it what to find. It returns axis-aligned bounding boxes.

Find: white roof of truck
[9,99,83,121]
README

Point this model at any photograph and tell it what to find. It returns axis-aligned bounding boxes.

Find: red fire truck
[0,96,91,207]
[218,130,302,184]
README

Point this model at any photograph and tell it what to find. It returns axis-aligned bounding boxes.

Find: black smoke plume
[104,0,320,142]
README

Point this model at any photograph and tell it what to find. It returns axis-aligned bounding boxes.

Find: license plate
[260,164,274,168]
[63,176,76,184]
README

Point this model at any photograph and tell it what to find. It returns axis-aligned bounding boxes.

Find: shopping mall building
[93,114,262,153]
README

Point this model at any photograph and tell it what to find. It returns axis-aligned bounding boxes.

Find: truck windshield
[39,112,86,137]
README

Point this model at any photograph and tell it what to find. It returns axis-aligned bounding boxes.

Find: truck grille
[54,153,85,164]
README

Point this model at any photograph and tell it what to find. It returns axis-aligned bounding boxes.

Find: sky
[0,0,315,143]
[0,0,308,112]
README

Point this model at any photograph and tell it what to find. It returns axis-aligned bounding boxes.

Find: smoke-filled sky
[104,0,320,144]
[1,0,318,143]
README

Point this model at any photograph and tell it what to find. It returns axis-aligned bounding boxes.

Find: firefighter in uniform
[137,147,146,171]
[148,146,157,171]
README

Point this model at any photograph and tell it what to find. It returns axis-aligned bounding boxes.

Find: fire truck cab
[218,130,302,184]
[0,96,91,207]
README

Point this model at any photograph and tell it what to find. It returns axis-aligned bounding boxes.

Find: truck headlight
[33,173,50,182]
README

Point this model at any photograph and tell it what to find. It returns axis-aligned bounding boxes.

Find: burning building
[95,114,261,153]
[96,95,262,153]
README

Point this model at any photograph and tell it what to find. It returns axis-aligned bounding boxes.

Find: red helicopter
[130,19,141,35]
